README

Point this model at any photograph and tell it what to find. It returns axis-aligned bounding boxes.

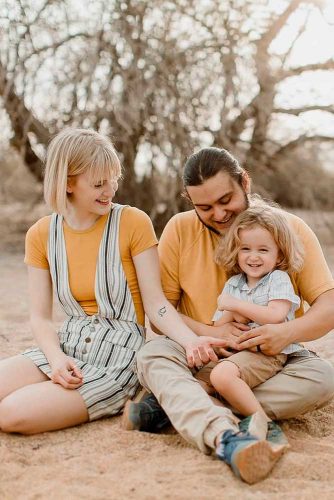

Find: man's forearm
[288,289,334,343]
[179,313,213,337]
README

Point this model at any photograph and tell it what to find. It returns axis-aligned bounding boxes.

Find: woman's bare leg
[0,355,88,433]
[0,380,88,434]
[0,355,48,400]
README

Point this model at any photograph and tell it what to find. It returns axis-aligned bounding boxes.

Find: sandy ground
[1,210,334,499]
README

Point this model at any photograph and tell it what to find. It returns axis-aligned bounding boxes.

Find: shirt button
[94,318,99,324]
[82,348,87,354]
[85,337,91,343]
[89,326,95,332]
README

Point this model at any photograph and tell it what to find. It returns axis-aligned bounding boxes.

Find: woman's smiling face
[67,169,118,218]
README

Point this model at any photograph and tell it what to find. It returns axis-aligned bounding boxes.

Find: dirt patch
[1,208,334,499]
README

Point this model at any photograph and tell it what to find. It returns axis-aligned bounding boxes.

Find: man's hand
[237,323,291,355]
[184,336,237,369]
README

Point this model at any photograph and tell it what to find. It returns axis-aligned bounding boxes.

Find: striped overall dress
[23,204,145,420]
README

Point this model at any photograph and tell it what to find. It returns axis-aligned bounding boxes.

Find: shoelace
[238,416,252,432]
[267,422,281,438]
[217,430,251,461]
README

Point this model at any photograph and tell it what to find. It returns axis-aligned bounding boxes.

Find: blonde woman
[0,128,224,434]
[211,204,305,442]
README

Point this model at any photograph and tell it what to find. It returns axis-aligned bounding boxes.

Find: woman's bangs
[87,148,121,185]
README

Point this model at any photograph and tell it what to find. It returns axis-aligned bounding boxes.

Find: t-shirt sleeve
[123,207,158,257]
[158,215,182,307]
[24,217,50,269]
[291,216,334,304]
[212,309,223,322]
[268,270,300,312]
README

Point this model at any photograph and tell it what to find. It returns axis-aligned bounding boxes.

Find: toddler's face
[237,225,280,286]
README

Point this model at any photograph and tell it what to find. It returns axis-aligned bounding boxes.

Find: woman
[0,129,223,434]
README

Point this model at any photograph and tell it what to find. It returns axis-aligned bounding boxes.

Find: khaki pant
[135,337,334,454]
[219,351,287,388]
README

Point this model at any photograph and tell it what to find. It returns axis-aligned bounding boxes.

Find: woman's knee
[0,396,30,434]
[0,355,47,402]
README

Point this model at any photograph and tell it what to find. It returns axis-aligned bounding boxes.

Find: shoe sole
[234,440,287,484]
[121,400,137,431]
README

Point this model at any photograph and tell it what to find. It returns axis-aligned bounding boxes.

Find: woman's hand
[184,336,236,368]
[49,353,84,389]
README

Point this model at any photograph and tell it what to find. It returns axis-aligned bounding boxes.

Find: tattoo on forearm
[158,306,167,317]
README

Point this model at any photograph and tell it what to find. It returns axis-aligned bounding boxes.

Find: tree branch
[269,134,334,164]
[0,62,50,180]
[274,105,334,115]
[257,0,305,51]
[279,58,334,79]
[22,33,91,64]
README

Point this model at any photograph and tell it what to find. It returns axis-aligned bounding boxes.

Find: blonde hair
[44,128,122,214]
[215,203,304,278]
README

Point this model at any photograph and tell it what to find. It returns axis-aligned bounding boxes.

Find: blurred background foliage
[0,0,334,234]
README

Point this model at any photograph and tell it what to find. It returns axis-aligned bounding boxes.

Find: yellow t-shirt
[25,206,158,325]
[158,209,334,325]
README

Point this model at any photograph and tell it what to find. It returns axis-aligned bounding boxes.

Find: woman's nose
[104,180,118,196]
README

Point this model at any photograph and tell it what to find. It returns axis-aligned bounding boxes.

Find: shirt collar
[236,272,272,291]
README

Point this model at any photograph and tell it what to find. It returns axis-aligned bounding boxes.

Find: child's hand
[184,336,232,368]
[231,312,250,324]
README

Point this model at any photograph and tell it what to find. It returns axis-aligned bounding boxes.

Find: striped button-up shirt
[213,270,304,355]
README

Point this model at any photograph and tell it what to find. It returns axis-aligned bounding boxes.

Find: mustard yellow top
[158,209,334,325]
[25,206,158,325]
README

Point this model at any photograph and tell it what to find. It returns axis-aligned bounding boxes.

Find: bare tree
[1,0,334,227]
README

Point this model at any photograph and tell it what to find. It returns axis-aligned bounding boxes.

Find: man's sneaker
[266,421,290,452]
[122,393,171,432]
[238,412,269,441]
[216,430,285,484]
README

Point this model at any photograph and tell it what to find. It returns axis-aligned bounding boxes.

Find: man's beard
[194,211,221,235]
[193,193,249,235]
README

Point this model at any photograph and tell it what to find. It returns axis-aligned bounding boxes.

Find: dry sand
[1,208,334,500]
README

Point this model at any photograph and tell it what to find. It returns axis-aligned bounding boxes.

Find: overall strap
[95,204,137,322]
[48,213,85,317]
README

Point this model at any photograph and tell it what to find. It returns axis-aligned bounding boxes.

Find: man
[123,147,334,484]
